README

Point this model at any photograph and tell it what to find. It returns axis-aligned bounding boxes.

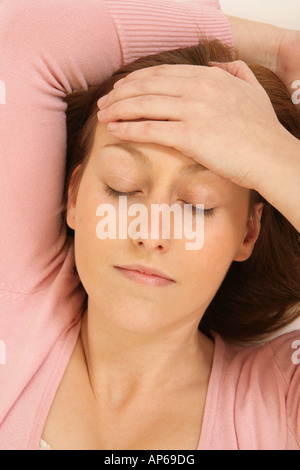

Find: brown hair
[64,40,300,343]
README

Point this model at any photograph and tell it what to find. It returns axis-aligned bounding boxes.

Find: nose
[129,201,172,253]
[132,237,169,253]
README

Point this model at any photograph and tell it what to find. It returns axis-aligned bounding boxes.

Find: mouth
[114,264,175,287]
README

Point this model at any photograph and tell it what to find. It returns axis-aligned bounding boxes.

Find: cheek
[72,178,109,283]
[182,210,248,292]
[74,185,97,242]
[208,210,248,263]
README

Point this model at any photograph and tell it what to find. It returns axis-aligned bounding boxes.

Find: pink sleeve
[0,0,233,294]
[269,330,300,448]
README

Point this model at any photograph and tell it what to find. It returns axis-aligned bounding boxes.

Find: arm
[0,0,233,294]
[255,131,300,233]
[226,15,282,71]
[227,15,300,92]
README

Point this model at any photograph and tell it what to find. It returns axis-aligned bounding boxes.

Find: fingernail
[113,78,125,89]
[98,94,108,108]
[97,109,106,121]
[107,122,119,132]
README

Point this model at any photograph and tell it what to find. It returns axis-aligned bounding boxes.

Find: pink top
[39,330,300,450]
[0,0,298,451]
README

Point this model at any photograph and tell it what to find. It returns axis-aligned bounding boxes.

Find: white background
[219,0,300,30]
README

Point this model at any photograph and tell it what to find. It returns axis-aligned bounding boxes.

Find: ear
[66,164,82,231]
[233,203,264,262]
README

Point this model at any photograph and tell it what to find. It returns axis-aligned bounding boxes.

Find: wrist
[227,16,282,72]
[254,129,300,226]
[276,29,300,84]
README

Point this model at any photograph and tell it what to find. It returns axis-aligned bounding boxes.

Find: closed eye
[104,185,215,218]
[181,201,215,218]
[104,185,139,198]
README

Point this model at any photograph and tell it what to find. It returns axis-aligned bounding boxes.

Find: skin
[69,123,262,336]
[41,122,262,450]
[226,16,300,93]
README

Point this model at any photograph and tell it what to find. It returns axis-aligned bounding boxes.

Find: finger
[113,63,211,88]
[210,60,262,87]
[106,120,184,148]
[98,76,183,110]
[98,95,186,123]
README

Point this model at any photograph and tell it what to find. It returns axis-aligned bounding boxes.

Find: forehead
[86,124,251,205]
[92,123,207,175]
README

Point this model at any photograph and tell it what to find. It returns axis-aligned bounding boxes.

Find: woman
[54,40,300,451]
[0,0,299,450]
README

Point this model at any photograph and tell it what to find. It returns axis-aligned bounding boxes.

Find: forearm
[256,132,300,232]
[226,15,283,72]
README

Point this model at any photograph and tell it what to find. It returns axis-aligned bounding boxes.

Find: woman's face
[67,123,262,334]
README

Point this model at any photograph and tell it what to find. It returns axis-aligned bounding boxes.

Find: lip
[114,264,175,287]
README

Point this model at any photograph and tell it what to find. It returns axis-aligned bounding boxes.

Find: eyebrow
[102,143,208,174]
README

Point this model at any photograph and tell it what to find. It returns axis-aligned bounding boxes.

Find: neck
[79,306,214,408]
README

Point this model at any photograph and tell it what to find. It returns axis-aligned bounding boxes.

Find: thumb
[209,60,262,87]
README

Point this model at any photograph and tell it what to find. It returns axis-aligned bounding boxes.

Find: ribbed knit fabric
[105,0,233,63]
